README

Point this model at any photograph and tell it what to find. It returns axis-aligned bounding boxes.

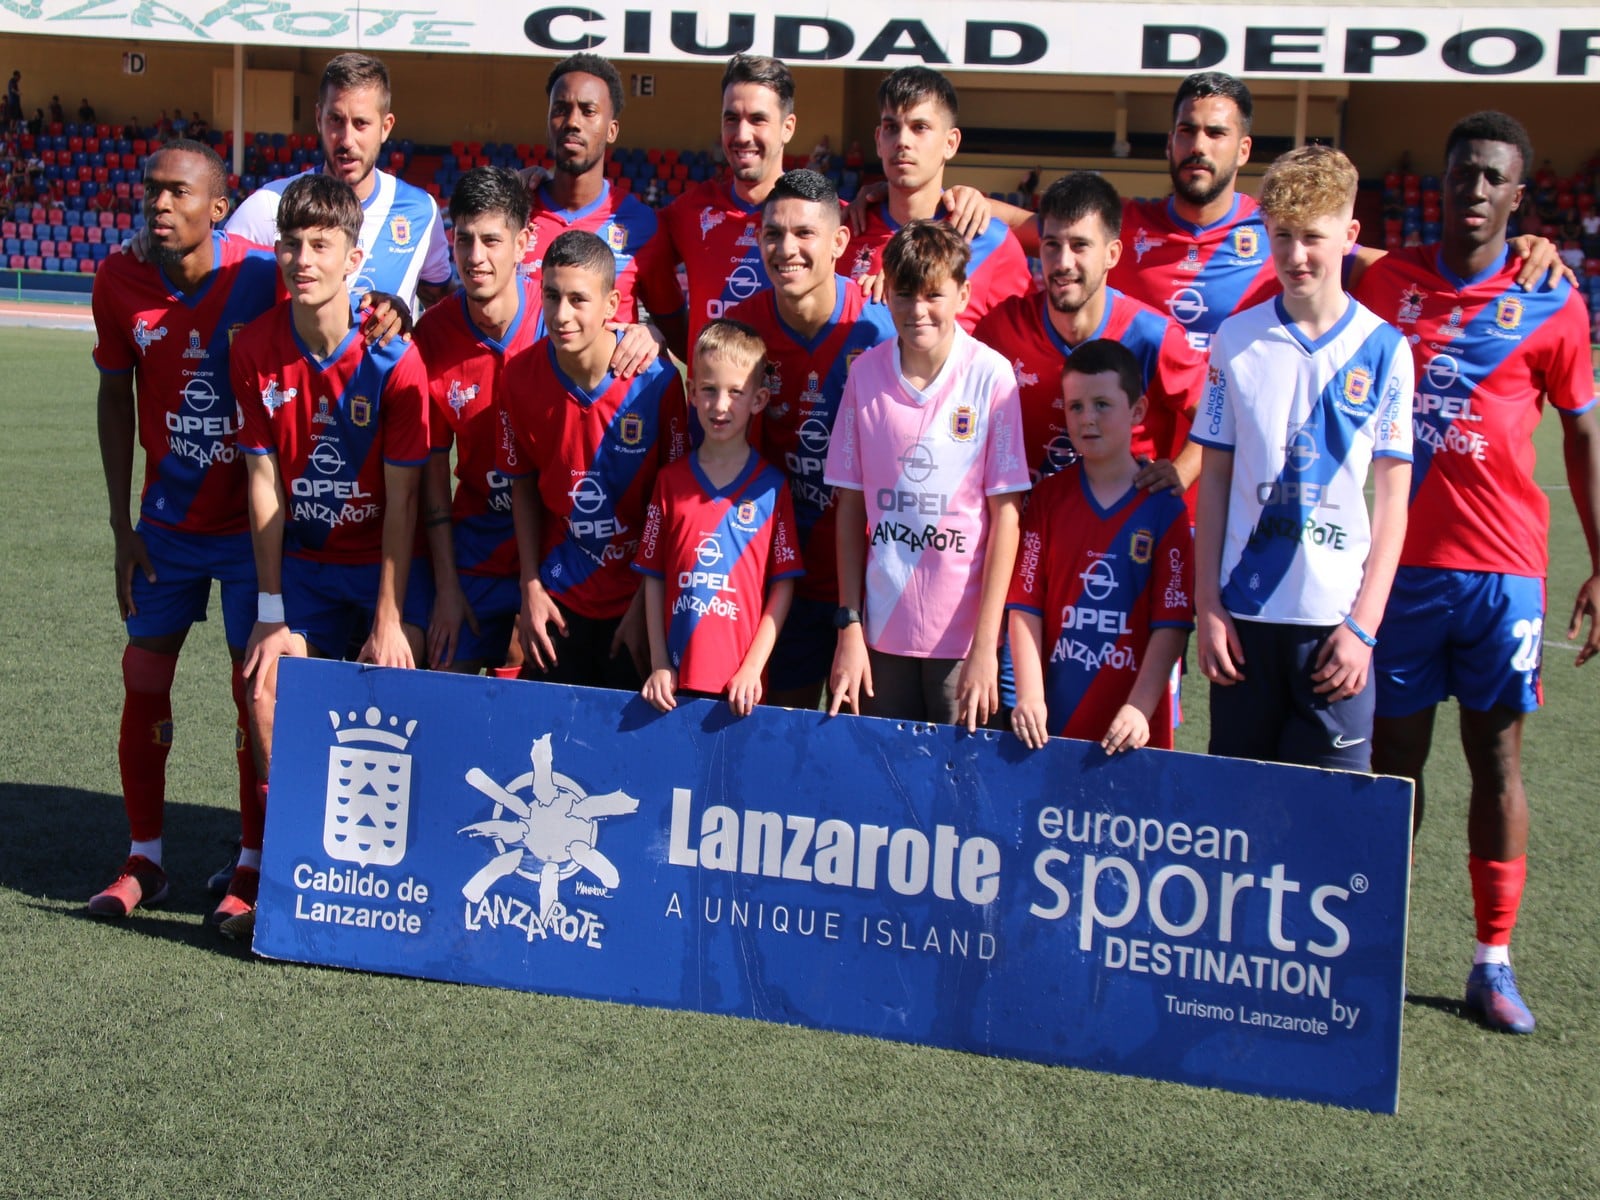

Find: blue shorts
[1208,619,1374,772]
[768,596,836,692]
[1375,567,1544,717]
[284,557,433,658]
[126,522,257,648]
[452,573,521,665]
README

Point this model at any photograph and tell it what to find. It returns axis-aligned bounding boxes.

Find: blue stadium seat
[3,239,20,256]
[43,257,60,272]
[21,239,38,256]
[92,243,110,260]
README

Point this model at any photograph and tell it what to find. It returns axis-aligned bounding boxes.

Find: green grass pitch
[1,326,1596,1198]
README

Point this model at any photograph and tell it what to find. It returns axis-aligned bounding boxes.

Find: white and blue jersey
[1192,296,1413,625]
[226,168,450,314]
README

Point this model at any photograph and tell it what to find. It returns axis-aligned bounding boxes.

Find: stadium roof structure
[1,2,1595,83]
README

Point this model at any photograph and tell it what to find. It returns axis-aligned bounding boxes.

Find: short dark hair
[721,54,794,115]
[1445,111,1534,185]
[878,67,958,123]
[278,172,362,246]
[543,228,616,291]
[882,219,969,291]
[547,52,625,117]
[1038,171,1122,239]
[320,52,391,113]
[1062,339,1143,407]
[764,168,839,215]
[147,138,227,199]
[1172,72,1252,134]
[448,166,530,231]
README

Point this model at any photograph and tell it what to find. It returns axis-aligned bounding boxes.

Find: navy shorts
[449,573,521,665]
[1375,567,1544,717]
[1208,618,1374,772]
[283,557,433,658]
[767,596,836,692]
[126,522,257,648]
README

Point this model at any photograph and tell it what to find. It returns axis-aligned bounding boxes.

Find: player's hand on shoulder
[1133,457,1183,495]
[113,226,152,263]
[857,271,886,306]
[1101,705,1151,754]
[643,667,678,713]
[845,181,887,236]
[606,321,664,378]
[358,291,414,345]
[1508,233,1579,291]
[940,185,992,240]
[1567,571,1600,667]
[112,527,155,619]
[1010,696,1050,750]
[517,164,551,193]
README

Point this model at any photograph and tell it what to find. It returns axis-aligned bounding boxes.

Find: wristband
[1342,614,1377,647]
[258,592,286,624]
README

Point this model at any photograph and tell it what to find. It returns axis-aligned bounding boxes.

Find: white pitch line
[1542,640,1579,653]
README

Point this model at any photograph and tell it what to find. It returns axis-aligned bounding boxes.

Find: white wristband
[257,592,285,624]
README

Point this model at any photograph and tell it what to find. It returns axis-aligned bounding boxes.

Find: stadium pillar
[232,43,244,178]
[1293,80,1308,149]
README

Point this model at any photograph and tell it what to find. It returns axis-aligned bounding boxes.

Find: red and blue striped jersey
[632,179,760,346]
[634,451,803,695]
[974,287,1207,479]
[727,279,896,602]
[414,280,544,579]
[91,230,283,536]
[1109,194,1276,353]
[1354,246,1595,578]
[497,340,689,619]
[233,303,431,564]
[524,182,663,324]
[844,201,1032,333]
[1006,465,1193,748]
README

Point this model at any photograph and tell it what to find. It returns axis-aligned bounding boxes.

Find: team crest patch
[1343,368,1372,408]
[1495,296,1523,331]
[389,214,411,246]
[737,501,757,526]
[350,395,373,427]
[949,405,976,441]
[1130,529,1154,565]
[1397,285,1424,325]
[620,412,644,446]
[1232,227,1257,259]
[606,224,628,253]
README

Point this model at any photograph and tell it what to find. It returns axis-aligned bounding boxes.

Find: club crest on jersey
[1342,368,1373,410]
[1494,296,1523,331]
[736,500,758,527]
[1232,228,1258,259]
[389,214,411,246]
[132,318,167,353]
[314,396,337,426]
[699,207,726,239]
[606,224,628,254]
[949,405,977,442]
[1179,245,1203,272]
[183,328,207,359]
[1130,529,1154,565]
[349,395,373,427]
[619,412,644,446]
[261,379,296,414]
[801,371,823,406]
[735,222,758,247]
[447,380,479,416]
[1397,285,1425,325]
[1133,228,1165,262]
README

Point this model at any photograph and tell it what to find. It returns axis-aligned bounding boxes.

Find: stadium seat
[69,226,85,243]
[80,258,97,273]
[86,225,102,243]
[18,222,34,238]
[98,211,114,227]
[3,238,19,256]
[92,243,109,260]
[43,257,60,272]
[26,255,42,270]
[116,213,132,230]
[1,221,13,238]
[6,254,22,269]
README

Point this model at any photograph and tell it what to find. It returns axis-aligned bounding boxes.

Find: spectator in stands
[190,111,208,140]
[1559,238,1585,272]
[92,184,117,213]
[1581,208,1600,256]
[79,97,95,123]
[171,109,189,136]
[49,94,62,125]
[1018,165,1041,206]
[6,71,20,124]
[844,140,864,170]
[27,108,43,138]
[808,133,830,170]
[125,117,140,139]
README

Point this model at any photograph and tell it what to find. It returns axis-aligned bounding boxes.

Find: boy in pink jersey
[636,321,802,714]
[825,221,1030,729]
[499,229,688,690]
[1008,341,1193,752]
[228,175,432,939]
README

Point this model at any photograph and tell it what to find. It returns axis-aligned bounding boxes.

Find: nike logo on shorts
[1332,734,1367,749]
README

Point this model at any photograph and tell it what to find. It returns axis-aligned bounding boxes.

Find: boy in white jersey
[825,220,1029,730]
[1192,146,1413,770]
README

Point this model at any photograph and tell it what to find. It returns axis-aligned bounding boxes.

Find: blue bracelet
[1343,615,1377,647]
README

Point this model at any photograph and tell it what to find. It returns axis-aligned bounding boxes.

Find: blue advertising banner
[255,658,1413,1112]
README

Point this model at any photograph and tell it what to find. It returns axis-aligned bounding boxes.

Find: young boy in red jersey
[498,229,688,689]
[635,320,802,714]
[1007,341,1194,752]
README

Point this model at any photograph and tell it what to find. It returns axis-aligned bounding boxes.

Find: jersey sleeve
[1151,321,1208,418]
[1543,294,1598,415]
[633,474,668,579]
[1374,336,1415,461]
[419,203,452,287]
[494,357,537,479]
[90,272,135,373]
[1190,353,1237,451]
[966,229,1033,329]
[769,480,805,583]
[225,186,278,247]
[1150,512,1195,629]
[631,218,688,319]
[232,337,273,455]
[1005,492,1049,616]
[822,372,863,490]
[983,367,1032,495]
[656,371,690,466]
[381,345,431,466]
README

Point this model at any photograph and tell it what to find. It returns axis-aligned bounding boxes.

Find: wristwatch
[833,606,862,630]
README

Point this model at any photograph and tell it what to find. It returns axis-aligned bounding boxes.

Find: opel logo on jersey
[695,535,723,567]
[897,441,938,484]
[726,263,763,301]
[309,442,348,476]
[1078,558,1120,603]
[1423,353,1460,392]
[568,475,606,515]
[179,377,219,413]
[797,416,832,455]
[1165,287,1208,327]
[1286,429,1320,471]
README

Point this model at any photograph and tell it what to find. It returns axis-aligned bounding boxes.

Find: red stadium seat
[515,144,533,161]
[18,222,33,239]
[0,221,12,238]
[48,122,62,136]
[673,163,689,180]
[26,255,43,270]
[133,139,148,155]
[531,143,547,161]
[661,148,679,166]
[68,136,84,152]
[98,211,114,227]
[69,226,86,243]
[77,166,94,182]
[646,148,661,165]
[86,226,103,243]
[116,183,131,200]
[48,207,64,223]
[130,183,144,201]
[606,161,622,180]
[97,123,111,139]
[389,151,405,171]
[451,140,466,159]
[85,138,100,154]
[80,258,97,273]
[94,167,109,185]
[65,181,81,197]
[665,177,683,196]
[116,213,133,230]
[7,255,23,269]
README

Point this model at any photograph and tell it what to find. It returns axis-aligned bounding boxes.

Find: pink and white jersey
[234,304,430,564]
[1006,465,1193,749]
[497,340,688,620]
[1192,297,1413,624]
[523,182,663,324]
[824,328,1030,657]
[1109,194,1277,353]
[92,230,283,536]
[634,451,803,695]
[974,287,1206,479]
[844,201,1032,333]
[632,179,763,347]
[1354,245,1595,578]
[413,280,544,579]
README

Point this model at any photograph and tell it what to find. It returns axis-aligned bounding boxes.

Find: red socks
[119,646,179,841]
[1468,853,1526,947]
[231,661,265,851]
